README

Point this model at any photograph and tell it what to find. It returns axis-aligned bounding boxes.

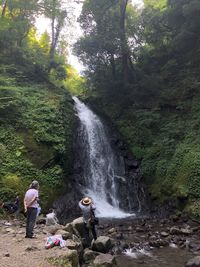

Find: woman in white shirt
[24,180,39,238]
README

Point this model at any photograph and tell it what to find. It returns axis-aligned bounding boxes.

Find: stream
[72,97,199,266]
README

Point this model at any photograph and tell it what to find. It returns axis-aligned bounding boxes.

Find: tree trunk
[1,0,8,17]
[120,0,129,87]
[49,0,56,70]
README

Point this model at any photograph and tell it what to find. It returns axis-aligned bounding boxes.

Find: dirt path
[0,219,69,267]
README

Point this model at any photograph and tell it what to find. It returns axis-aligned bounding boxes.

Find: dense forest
[0,0,200,217]
[75,0,200,217]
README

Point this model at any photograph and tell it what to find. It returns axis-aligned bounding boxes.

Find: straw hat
[81,197,92,206]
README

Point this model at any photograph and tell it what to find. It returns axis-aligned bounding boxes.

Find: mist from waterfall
[73,96,133,218]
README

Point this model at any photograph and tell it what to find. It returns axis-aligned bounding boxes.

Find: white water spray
[73,97,133,218]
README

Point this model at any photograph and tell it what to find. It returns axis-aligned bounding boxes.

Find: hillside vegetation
[0,70,75,210]
[75,0,200,216]
[0,1,77,212]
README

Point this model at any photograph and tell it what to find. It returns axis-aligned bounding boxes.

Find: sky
[35,0,144,73]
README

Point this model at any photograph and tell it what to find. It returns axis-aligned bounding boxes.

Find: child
[46,209,59,226]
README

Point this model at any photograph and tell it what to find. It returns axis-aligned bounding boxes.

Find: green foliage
[77,0,200,216]
[0,188,17,202]
[64,65,87,96]
[0,74,75,209]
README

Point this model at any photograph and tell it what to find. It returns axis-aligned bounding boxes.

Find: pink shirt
[24,189,39,208]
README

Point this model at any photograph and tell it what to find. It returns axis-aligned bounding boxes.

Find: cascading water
[73,97,133,218]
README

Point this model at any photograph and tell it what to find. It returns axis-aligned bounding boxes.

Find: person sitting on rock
[79,196,97,246]
[0,196,20,215]
[46,209,59,226]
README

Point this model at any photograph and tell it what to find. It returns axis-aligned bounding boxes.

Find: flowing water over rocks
[95,215,200,267]
[54,97,147,223]
[72,97,147,218]
[0,214,199,267]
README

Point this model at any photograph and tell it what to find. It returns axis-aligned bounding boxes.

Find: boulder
[46,249,79,267]
[44,224,63,235]
[185,256,200,267]
[72,217,84,237]
[92,236,113,253]
[66,239,83,254]
[160,232,169,238]
[64,223,74,234]
[83,248,100,262]
[180,228,193,235]
[93,254,117,267]
[136,227,145,233]
[108,228,116,234]
[170,227,192,235]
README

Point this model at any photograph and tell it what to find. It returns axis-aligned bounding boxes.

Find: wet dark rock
[160,231,169,237]
[170,215,180,222]
[180,228,193,235]
[149,235,157,240]
[54,190,82,224]
[185,256,200,267]
[115,233,124,240]
[192,226,200,232]
[170,226,192,235]
[170,227,182,235]
[124,158,138,169]
[136,227,145,233]
[189,242,200,252]
[149,239,169,248]
[92,236,113,253]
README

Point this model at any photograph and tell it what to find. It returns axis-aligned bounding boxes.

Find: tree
[75,0,138,94]
[41,0,68,70]
[119,0,129,86]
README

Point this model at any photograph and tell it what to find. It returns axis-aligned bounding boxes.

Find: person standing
[79,197,97,246]
[24,180,39,238]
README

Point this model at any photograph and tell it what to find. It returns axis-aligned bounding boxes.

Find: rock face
[53,102,148,223]
[185,256,200,267]
[71,217,85,238]
[92,236,113,253]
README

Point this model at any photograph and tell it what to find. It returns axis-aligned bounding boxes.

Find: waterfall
[73,97,133,218]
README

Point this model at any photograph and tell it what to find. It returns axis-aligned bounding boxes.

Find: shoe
[25,235,37,239]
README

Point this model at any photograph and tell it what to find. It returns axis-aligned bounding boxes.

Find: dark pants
[26,207,37,237]
[84,222,97,246]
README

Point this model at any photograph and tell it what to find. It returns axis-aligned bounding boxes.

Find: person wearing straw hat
[24,180,39,238]
[79,197,97,246]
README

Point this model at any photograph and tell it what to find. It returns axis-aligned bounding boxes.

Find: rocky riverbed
[0,214,200,267]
